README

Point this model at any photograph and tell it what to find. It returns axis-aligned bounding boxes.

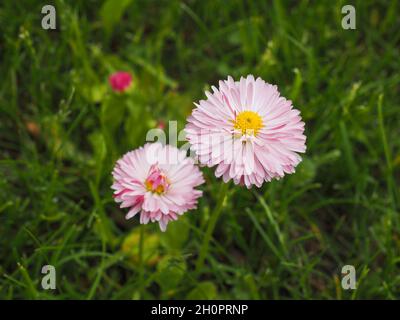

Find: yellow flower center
[233,111,263,136]
[145,165,169,195]
[145,180,166,194]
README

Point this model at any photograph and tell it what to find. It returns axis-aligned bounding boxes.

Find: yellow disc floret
[145,180,165,194]
[233,111,263,136]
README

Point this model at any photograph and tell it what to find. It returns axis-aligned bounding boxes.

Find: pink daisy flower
[109,71,132,92]
[112,143,204,231]
[185,75,306,188]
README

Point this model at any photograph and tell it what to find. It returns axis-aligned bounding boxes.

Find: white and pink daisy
[112,143,204,231]
[185,75,306,188]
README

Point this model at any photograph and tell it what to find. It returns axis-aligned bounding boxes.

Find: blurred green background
[0,0,399,299]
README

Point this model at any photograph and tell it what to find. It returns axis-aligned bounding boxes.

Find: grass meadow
[0,0,399,299]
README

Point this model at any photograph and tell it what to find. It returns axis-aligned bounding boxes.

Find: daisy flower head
[185,75,306,188]
[109,71,133,93]
[112,143,204,231]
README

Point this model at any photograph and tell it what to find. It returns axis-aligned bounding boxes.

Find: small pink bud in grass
[109,71,132,92]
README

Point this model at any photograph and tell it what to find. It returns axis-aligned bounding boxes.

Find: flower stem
[195,182,229,274]
[138,224,145,281]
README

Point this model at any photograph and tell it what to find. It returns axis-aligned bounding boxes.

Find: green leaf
[290,157,316,186]
[89,132,107,164]
[100,0,133,38]
[100,97,126,159]
[156,256,186,293]
[89,131,107,185]
[160,217,189,252]
[186,281,217,300]
[121,229,161,266]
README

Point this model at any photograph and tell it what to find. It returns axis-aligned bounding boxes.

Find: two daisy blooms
[112,75,306,231]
